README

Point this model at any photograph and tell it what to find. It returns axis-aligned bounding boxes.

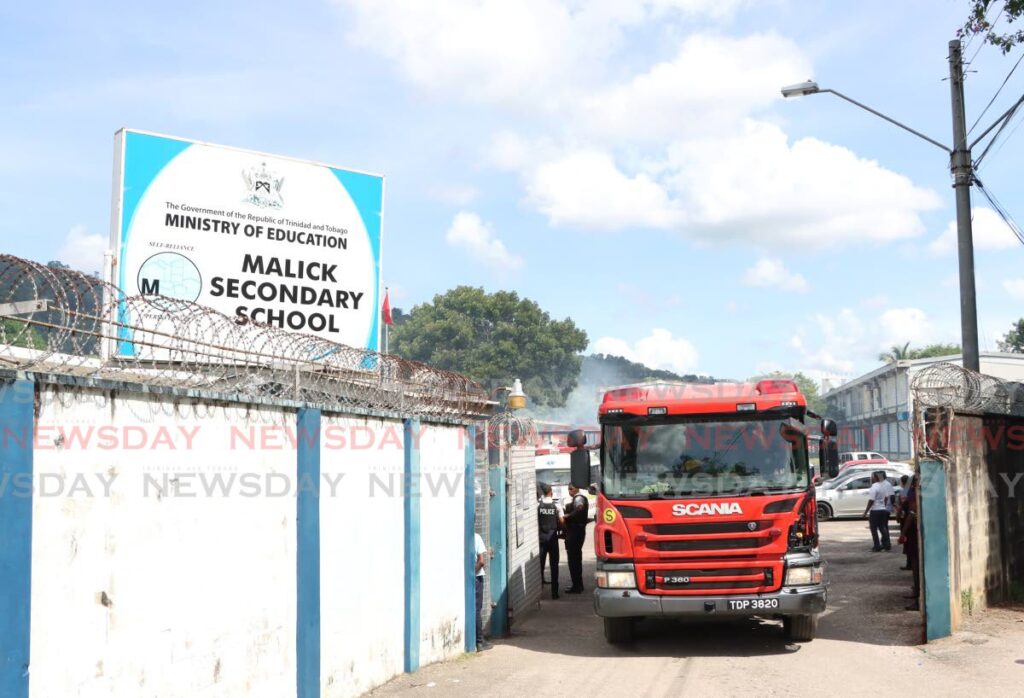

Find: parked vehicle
[839,451,887,463]
[592,379,832,644]
[815,465,913,520]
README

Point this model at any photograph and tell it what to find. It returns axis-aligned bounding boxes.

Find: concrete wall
[30,386,298,698]
[935,414,1024,632]
[319,414,404,697]
[0,377,481,698]
[417,425,467,665]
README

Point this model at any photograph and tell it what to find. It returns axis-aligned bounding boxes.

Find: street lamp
[781,41,982,373]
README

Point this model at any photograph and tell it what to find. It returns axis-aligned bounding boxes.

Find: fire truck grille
[648,537,769,552]
[648,521,765,535]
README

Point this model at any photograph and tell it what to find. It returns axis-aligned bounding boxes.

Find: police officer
[537,484,563,600]
[562,483,589,594]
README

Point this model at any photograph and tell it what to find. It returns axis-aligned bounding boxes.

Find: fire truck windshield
[601,417,809,498]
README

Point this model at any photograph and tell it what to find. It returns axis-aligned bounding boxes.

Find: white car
[815,465,913,520]
[839,451,887,463]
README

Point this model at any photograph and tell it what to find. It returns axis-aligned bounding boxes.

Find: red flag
[382,290,394,326]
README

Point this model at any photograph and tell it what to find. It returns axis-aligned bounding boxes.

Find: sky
[2,0,1023,384]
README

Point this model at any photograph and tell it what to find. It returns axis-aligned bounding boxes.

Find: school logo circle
[137,252,202,310]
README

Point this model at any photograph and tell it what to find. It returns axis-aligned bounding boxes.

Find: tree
[390,286,589,407]
[748,371,825,415]
[998,318,1024,352]
[962,1,1024,53]
[878,342,911,364]
[906,343,962,360]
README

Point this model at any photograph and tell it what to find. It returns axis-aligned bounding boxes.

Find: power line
[987,105,1024,161]
[973,92,1024,165]
[965,6,1004,70]
[969,50,1024,134]
[972,176,1024,246]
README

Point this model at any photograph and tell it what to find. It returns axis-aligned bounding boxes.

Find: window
[845,476,871,491]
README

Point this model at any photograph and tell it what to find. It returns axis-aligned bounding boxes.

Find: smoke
[529,354,716,426]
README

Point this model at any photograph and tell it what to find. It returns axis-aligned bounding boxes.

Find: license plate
[728,598,779,611]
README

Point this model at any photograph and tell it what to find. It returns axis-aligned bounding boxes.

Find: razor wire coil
[0,255,490,419]
[910,362,1024,417]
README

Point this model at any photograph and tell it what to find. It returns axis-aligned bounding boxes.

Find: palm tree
[878,342,910,364]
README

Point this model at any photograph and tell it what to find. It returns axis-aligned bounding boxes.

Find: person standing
[474,532,492,650]
[901,474,921,610]
[862,471,894,552]
[562,484,589,594]
[537,484,564,599]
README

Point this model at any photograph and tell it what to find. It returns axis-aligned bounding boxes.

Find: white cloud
[338,1,743,106]
[592,328,699,374]
[580,33,811,142]
[790,305,955,377]
[58,225,107,274]
[878,307,936,349]
[525,150,683,230]
[928,207,1020,254]
[515,120,940,244]
[1003,279,1024,301]
[741,258,809,292]
[663,120,942,244]
[445,211,523,272]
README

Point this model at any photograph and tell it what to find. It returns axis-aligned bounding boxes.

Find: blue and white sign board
[110,129,384,353]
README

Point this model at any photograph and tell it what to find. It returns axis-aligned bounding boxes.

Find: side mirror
[570,450,590,489]
[820,418,838,437]
[588,484,597,495]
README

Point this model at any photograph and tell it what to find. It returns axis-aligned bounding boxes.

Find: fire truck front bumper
[593,558,827,618]
[594,585,826,618]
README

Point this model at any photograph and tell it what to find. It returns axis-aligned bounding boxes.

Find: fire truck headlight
[596,571,636,589]
[784,565,823,586]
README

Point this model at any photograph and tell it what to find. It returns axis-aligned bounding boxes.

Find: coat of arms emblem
[242,162,284,208]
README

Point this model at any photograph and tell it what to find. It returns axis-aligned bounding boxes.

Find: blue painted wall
[403,418,421,672]
[463,426,477,652]
[0,379,33,698]
[920,459,952,641]
[296,408,321,698]
[488,464,508,638]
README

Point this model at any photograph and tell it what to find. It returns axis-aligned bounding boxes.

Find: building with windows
[822,353,1024,460]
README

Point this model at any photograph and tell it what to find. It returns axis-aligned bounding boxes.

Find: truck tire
[603,617,634,644]
[816,502,833,521]
[784,614,817,642]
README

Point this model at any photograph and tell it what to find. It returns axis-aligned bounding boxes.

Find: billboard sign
[110,129,384,353]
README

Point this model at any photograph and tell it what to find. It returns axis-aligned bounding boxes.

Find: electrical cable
[986,105,1024,161]
[974,93,1023,165]
[966,6,1003,69]
[969,50,1024,134]
[972,176,1024,246]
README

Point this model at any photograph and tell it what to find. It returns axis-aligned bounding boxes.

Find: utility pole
[948,39,981,372]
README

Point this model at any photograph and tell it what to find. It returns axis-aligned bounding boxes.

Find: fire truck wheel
[603,617,635,644]
[783,614,817,642]
[815,502,833,521]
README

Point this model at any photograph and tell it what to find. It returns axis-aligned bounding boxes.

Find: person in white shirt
[474,532,492,650]
[862,471,895,552]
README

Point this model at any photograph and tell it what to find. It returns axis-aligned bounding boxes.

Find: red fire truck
[591,379,833,643]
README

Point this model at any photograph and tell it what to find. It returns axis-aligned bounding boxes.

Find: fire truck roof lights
[755,379,800,395]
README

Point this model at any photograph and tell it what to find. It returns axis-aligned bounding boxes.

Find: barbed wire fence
[0,254,491,419]
[910,362,1024,460]
[910,362,1024,417]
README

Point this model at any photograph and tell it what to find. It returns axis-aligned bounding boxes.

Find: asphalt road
[373,519,1024,697]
